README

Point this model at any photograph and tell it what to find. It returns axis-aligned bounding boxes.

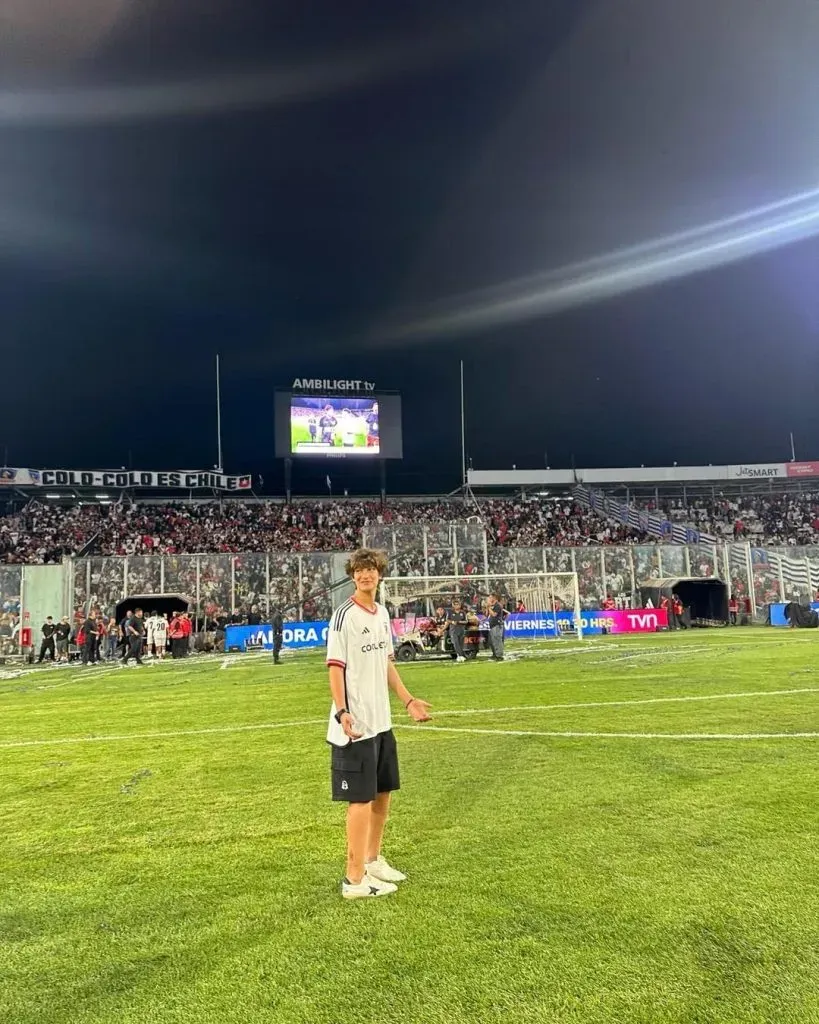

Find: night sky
[3,0,819,495]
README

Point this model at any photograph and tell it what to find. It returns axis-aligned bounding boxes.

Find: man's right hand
[340,712,363,740]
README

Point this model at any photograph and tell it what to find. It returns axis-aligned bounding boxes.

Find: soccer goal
[380,572,583,640]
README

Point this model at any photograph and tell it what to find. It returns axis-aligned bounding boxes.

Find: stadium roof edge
[468,460,819,487]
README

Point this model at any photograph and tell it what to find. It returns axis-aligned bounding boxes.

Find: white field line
[588,645,719,664]
[2,686,818,749]
[586,640,812,664]
[503,638,814,663]
[220,658,231,670]
[0,719,327,749]
[397,725,819,740]
[517,642,616,656]
[4,665,126,691]
[431,687,819,718]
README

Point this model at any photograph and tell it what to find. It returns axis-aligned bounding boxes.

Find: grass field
[290,422,371,451]
[3,629,819,1024]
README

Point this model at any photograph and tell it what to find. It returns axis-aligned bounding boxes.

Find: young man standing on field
[326,548,431,900]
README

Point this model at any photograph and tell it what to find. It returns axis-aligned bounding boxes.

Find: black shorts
[330,729,400,803]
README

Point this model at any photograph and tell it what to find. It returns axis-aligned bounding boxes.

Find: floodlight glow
[383,186,819,342]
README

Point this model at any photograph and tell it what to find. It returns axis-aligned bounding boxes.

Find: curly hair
[345,547,389,578]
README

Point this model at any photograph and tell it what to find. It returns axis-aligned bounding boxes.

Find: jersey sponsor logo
[360,640,389,653]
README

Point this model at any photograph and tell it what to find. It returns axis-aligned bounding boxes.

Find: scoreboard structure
[274,386,403,460]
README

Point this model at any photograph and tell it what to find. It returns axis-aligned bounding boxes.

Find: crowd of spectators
[3,490,819,645]
[0,497,655,566]
[2,491,818,574]
[638,491,819,547]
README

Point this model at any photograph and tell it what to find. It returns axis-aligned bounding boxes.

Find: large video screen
[275,392,403,459]
[290,396,381,455]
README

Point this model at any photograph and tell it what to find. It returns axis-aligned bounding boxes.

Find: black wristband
[404,697,414,709]
[334,708,349,723]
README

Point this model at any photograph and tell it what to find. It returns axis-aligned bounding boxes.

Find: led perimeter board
[274,391,403,459]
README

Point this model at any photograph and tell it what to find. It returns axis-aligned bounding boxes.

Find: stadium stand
[2,491,818,645]
[627,491,819,545]
[0,498,654,565]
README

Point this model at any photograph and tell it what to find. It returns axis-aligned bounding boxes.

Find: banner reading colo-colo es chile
[0,468,252,490]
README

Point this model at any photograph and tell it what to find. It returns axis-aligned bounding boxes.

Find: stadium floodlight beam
[0,14,509,127]
[381,186,819,343]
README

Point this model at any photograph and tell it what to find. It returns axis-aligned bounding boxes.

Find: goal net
[380,573,583,640]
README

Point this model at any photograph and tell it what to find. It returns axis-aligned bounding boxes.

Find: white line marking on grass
[397,725,819,741]
[0,718,326,749]
[431,687,819,718]
[220,657,231,670]
[5,684,817,749]
[588,646,715,664]
[585,640,811,665]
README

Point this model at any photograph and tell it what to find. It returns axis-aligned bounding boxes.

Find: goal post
[379,572,583,640]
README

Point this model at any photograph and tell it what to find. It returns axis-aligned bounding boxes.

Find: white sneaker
[341,872,398,900]
[456,656,466,663]
[365,857,407,883]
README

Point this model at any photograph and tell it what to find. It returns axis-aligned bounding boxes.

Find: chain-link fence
[0,565,22,656]
[64,532,819,622]
[361,524,819,617]
[72,552,347,621]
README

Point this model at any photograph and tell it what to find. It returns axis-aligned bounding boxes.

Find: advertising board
[225,622,329,651]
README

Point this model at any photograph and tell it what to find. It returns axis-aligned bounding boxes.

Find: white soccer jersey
[326,598,394,746]
[148,616,168,643]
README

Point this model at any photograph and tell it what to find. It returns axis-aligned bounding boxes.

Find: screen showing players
[290,396,380,455]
